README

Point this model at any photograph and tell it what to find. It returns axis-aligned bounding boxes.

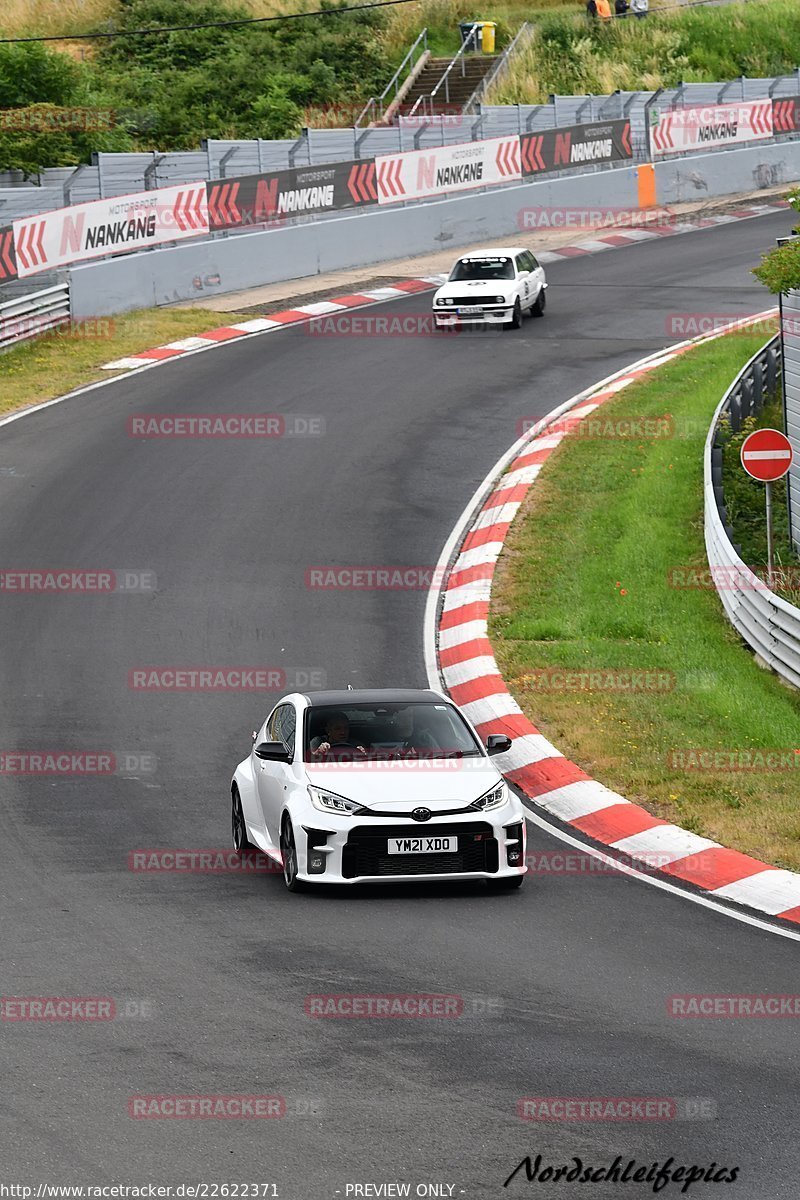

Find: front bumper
[433,307,512,326]
[293,809,527,884]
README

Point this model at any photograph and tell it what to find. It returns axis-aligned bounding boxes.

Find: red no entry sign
[740,428,793,482]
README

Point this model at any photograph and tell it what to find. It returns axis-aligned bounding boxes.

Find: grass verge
[490,328,800,871]
[0,306,251,418]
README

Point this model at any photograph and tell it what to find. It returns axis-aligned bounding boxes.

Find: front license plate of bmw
[387,836,458,854]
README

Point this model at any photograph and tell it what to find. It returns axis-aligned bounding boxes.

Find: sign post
[740,428,794,588]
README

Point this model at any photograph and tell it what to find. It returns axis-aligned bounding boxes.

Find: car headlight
[471,782,508,811]
[494,295,506,304]
[444,298,454,306]
[308,785,361,816]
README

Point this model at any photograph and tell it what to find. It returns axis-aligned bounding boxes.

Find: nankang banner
[12,183,208,277]
[206,160,377,231]
[375,137,521,204]
[648,100,773,156]
[519,120,632,175]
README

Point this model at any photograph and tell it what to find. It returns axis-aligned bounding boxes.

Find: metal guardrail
[2,70,800,222]
[356,28,429,127]
[0,282,70,352]
[704,332,800,689]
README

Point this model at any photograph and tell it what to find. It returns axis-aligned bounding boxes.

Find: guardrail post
[63,164,86,207]
[767,345,778,395]
[741,375,754,422]
[144,153,165,191]
[751,359,764,411]
[218,147,238,179]
[729,389,742,432]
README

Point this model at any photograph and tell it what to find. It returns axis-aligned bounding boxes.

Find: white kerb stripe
[451,542,503,574]
[441,579,492,612]
[611,826,718,865]
[472,502,520,531]
[535,779,626,822]
[102,358,150,371]
[710,869,800,915]
[228,318,284,332]
[493,733,563,772]
[502,463,542,489]
[441,656,500,688]
[162,336,222,351]
[295,301,349,316]
[438,619,488,650]
[459,691,522,725]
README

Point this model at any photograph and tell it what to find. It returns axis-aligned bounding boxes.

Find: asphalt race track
[1,212,798,1198]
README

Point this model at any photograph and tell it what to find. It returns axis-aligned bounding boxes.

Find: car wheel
[531,288,546,318]
[231,787,253,852]
[487,874,524,891]
[509,298,522,329]
[280,816,306,893]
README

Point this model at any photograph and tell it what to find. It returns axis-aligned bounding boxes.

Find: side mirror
[254,740,291,763]
[486,734,512,755]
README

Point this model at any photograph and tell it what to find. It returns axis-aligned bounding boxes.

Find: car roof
[299,688,447,707]
[455,247,527,258]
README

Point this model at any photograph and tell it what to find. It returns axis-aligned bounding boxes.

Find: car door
[255,702,296,848]
[515,253,531,307]
[527,251,545,299]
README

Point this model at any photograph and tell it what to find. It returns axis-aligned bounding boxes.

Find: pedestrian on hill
[596,0,612,18]
[586,0,598,17]
[630,0,648,16]
[615,0,629,16]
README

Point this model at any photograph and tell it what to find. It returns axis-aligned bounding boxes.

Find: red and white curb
[100,277,447,371]
[100,201,788,372]
[535,201,788,263]
[427,308,800,929]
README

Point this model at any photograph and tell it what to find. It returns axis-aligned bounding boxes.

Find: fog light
[305,828,329,874]
[506,822,523,867]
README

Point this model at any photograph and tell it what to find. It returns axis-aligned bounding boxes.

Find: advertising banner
[206,160,377,231]
[520,120,632,175]
[376,136,521,204]
[12,182,209,277]
[0,226,17,282]
[649,100,773,156]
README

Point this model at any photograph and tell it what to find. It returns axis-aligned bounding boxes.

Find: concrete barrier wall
[68,142,800,319]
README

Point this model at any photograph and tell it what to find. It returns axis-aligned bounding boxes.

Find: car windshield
[449,257,514,282]
[304,702,483,761]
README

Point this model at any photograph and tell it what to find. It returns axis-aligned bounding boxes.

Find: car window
[269,704,295,758]
[449,257,514,282]
[528,252,541,272]
[515,254,528,274]
[304,702,482,760]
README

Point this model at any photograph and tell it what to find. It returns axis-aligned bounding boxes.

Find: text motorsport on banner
[376,136,521,204]
[12,183,209,277]
[649,99,774,156]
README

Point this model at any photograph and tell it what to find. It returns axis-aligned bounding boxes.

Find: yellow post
[482,21,496,52]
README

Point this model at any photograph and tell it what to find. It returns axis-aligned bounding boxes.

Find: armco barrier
[4,90,799,286]
[65,140,799,320]
[704,334,800,689]
[0,282,70,351]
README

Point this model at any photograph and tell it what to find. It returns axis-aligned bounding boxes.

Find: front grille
[342,821,498,879]
[438,296,506,308]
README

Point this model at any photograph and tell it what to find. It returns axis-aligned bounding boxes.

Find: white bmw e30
[230,688,527,892]
[432,247,547,330]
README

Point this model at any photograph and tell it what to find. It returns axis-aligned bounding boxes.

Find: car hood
[303,760,504,810]
[435,280,515,298]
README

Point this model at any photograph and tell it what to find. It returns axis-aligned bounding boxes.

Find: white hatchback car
[230,688,527,892]
[433,247,547,329]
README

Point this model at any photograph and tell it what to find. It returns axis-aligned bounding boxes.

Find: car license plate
[458,306,483,314]
[387,836,458,854]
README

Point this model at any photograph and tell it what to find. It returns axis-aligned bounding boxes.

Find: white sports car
[230,688,527,892]
[433,246,547,329]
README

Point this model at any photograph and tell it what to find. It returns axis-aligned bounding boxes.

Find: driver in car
[310,712,368,757]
